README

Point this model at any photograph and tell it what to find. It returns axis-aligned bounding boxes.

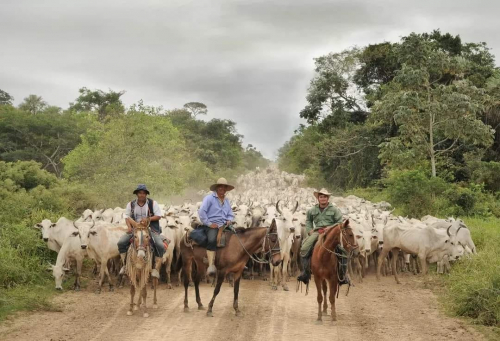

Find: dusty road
[0,273,482,341]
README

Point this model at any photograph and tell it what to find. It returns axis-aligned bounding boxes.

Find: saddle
[216,225,235,248]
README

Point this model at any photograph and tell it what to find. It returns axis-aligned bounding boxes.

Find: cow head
[34,219,56,242]
[50,264,70,290]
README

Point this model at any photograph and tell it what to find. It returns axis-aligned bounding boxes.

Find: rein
[234,228,281,265]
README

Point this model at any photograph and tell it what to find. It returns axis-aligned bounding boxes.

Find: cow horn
[90,219,95,229]
[292,201,299,214]
[456,226,463,235]
[446,225,451,237]
[73,220,79,229]
[276,200,283,215]
[371,215,375,227]
[249,201,253,209]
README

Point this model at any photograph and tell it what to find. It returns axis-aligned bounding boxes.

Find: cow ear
[445,239,449,243]
[47,264,55,271]
[33,224,42,229]
[51,223,56,228]
[62,267,70,273]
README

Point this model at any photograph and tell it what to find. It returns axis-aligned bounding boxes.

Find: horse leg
[207,272,225,317]
[233,273,242,316]
[322,280,328,314]
[127,285,135,316]
[183,258,192,312]
[142,286,149,318]
[153,258,161,309]
[328,280,337,322]
[315,276,323,323]
[105,261,115,291]
[194,258,204,310]
[166,256,173,289]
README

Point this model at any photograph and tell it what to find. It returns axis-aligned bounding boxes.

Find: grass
[0,282,59,321]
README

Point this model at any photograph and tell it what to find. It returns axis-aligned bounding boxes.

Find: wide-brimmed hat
[133,184,150,195]
[210,178,235,192]
[314,188,332,199]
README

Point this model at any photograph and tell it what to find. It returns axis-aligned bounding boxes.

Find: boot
[119,253,126,275]
[207,264,217,277]
[297,255,311,285]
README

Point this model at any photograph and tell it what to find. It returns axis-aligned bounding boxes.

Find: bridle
[234,227,281,264]
[320,224,358,258]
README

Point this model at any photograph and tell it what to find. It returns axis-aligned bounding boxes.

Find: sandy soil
[0,272,483,341]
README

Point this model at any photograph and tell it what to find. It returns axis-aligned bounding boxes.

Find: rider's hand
[225,221,232,226]
[210,223,218,228]
[140,218,148,225]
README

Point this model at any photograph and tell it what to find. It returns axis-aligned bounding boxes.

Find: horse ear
[270,218,277,230]
[343,219,350,228]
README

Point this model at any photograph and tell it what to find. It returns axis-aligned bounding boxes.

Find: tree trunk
[428,88,436,178]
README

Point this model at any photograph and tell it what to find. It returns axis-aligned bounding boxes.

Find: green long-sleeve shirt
[305,203,343,234]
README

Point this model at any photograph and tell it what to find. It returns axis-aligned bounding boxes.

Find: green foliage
[0,89,14,106]
[183,102,207,118]
[18,94,47,115]
[63,113,213,206]
[69,87,125,122]
[0,106,92,177]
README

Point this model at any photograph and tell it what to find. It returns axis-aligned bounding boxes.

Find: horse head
[266,219,282,267]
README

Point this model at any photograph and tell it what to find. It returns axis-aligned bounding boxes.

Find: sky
[2,0,499,159]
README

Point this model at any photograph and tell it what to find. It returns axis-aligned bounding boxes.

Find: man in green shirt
[297,188,343,285]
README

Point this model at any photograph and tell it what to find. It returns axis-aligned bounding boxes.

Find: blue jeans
[117,231,165,257]
[190,225,218,251]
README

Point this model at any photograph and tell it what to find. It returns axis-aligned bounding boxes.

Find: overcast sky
[2,0,499,159]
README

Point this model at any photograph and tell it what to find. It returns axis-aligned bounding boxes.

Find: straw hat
[313,188,332,199]
[210,178,235,192]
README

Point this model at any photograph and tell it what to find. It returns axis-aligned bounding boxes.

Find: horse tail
[175,253,183,273]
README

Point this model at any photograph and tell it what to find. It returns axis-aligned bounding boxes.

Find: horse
[180,219,282,317]
[311,219,357,323]
[125,221,162,318]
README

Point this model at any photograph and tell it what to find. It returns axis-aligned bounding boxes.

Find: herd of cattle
[34,165,477,292]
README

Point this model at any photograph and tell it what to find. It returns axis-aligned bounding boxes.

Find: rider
[297,188,343,285]
[198,177,235,276]
[117,184,165,279]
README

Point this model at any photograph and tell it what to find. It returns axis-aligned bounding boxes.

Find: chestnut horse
[311,219,357,323]
[180,219,282,316]
[125,221,162,318]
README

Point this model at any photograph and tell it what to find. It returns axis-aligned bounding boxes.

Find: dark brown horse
[180,219,282,316]
[311,220,357,323]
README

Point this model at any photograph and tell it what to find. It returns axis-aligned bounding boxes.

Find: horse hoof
[118,285,124,289]
[206,312,213,317]
[153,304,158,309]
[74,287,80,292]
[315,320,322,325]
[235,311,241,317]
[184,307,189,313]
[133,305,139,311]
[283,285,289,291]
[143,313,149,318]
[109,287,114,292]
[167,284,172,290]
[198,306,205,310]
[127,311,133,316]
[95,289,101,294]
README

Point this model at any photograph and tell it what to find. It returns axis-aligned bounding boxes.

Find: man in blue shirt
[198,177,235,275]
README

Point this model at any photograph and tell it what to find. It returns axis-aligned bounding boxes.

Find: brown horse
[125,221,162,318]
[180,219,282,317]
[311,219,357,323]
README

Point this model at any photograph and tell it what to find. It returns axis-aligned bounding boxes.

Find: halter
[234,228,281,264]
[320,224,358,258]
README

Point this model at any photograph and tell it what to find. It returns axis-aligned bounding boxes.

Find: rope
[233,229,280,265]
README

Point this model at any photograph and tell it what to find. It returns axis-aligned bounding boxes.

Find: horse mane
[234,226,266,234]
[125,245,152,290]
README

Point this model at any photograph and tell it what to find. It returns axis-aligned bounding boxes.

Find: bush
[440,218,500,327]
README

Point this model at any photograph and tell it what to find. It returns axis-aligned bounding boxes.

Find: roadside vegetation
[0,91,268,320]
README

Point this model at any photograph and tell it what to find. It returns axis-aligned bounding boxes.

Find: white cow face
[51,264,70,290]
[34,219,56,242]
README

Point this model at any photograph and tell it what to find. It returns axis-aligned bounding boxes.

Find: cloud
[1,0,499,158]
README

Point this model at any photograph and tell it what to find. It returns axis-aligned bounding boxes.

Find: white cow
[34,217,79,253]
[50,231,86,291]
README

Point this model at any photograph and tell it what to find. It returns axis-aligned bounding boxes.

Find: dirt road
[0,273,482,341]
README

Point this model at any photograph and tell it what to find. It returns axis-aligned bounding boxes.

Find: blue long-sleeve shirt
[199,192,235,227]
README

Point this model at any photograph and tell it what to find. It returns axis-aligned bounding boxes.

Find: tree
[183,102,208,118]
[0,89,14,106]
[0,106,91,177]
[69,87,125,121]
[372,34,495,177]
[18,94,47,115]
[299,48,365,127]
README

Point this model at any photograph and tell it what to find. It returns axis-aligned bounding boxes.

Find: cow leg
[105,261,115,291]
[141,286,148,318]
[315,276,323,323]
[153,258,161,309]
[127,285,135,316]
[165,257,173,289]
[328,279,337,322]
[391,249,401,284]
[419,254,428,275]
[282,255,290,291]
[74,257,82,291]
[96,259,106,294]
[377,247,390,281]
[322,280,328,314]
[207,272,225,317]
[355,257,363,283]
